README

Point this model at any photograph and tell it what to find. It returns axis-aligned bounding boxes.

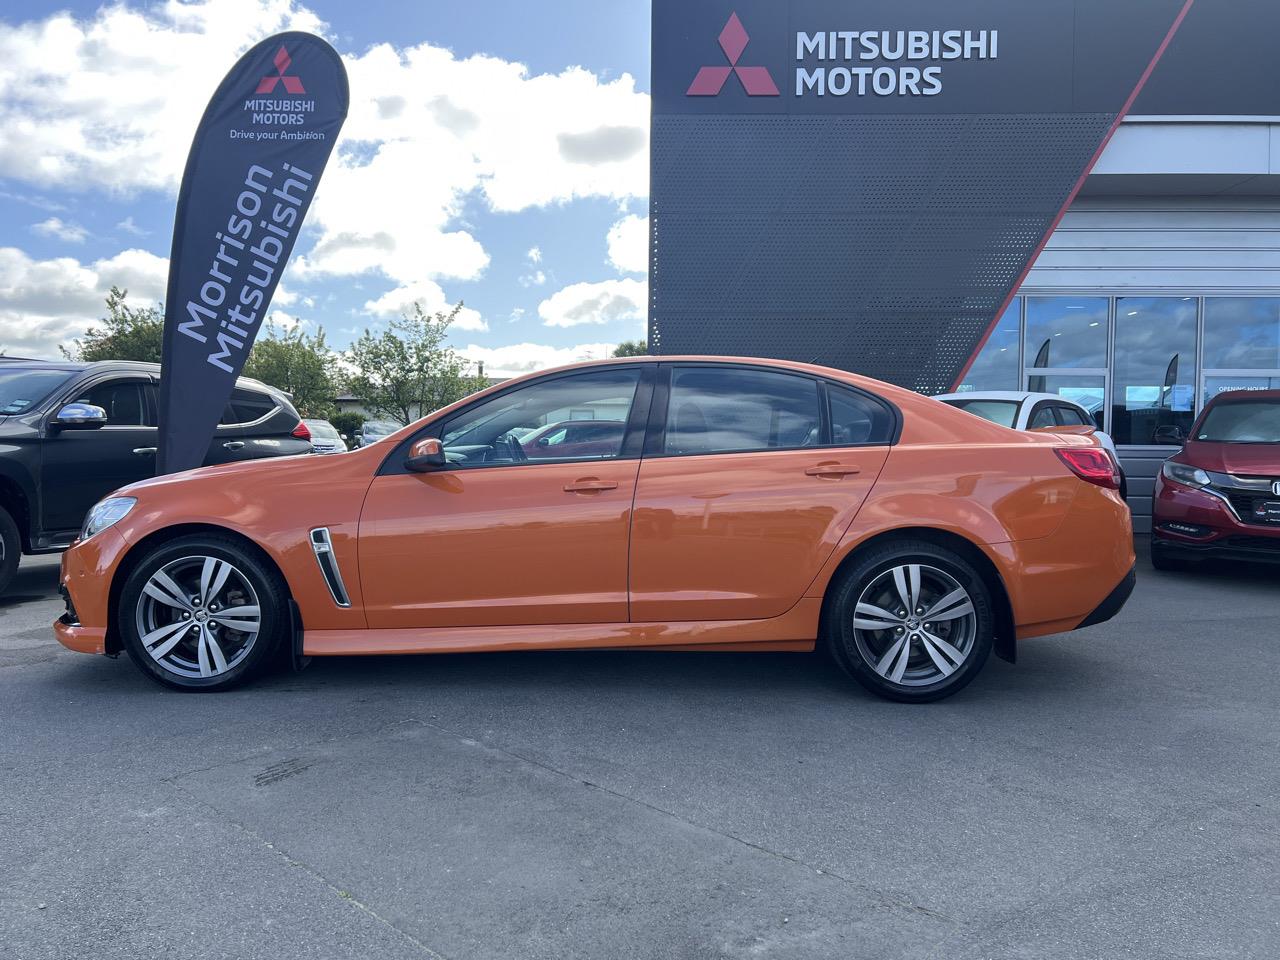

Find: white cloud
[362,279,487,331]
[0,1,324,193]
[460,341,618,378]
[31,217,87,243]
[538,278,646,328]
[0,245,166,356]
[116,215,147,236]
[0,0,653,355]
[519,269,546,287]
[606,214,648,274]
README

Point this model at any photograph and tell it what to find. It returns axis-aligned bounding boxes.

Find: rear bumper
[1076,565,1136,628]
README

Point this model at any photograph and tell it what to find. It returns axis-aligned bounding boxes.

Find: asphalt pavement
[2,544,1278,959]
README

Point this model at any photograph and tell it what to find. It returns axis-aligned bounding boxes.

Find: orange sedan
[55,357,1134,702]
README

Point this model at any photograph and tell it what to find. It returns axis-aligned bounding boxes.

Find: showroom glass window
[1202,297,1280,402]
[439,368,640,466]
[1025,296,1108,369]
[664,367,821,455]
[1111,297,1198,445]
[956,298,1020,391]
[1024,296,1108,427]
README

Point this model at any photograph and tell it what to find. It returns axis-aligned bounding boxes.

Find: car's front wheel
[119,535,288,691]
[825,540,994,702]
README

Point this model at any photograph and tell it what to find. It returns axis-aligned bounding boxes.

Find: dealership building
[649,0,1280,530]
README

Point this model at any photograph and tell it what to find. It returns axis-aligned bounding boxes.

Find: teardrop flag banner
[158,31,348,474]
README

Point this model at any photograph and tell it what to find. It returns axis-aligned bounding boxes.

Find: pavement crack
[167,774,454,960]
[408,716,957,926]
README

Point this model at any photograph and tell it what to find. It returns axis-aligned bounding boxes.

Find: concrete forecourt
[4,547,1278,959]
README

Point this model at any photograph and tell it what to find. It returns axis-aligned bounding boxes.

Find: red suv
[1152,389,1280,568]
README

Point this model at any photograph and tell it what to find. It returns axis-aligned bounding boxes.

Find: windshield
[940,398,1020,429]
[1195,399,1280,443]
[304,420,339,439]
[363,421,395,438]
[0,368,74,415]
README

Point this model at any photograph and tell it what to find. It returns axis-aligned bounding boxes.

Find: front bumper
[54,527,130,656]
[1153,474,1280,564]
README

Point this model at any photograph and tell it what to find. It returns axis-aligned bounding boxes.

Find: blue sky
[0,0,652,375]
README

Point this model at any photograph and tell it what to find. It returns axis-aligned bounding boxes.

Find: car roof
[1203,389,1280,405]
[0,357,279,394]
[933,391,1081,406]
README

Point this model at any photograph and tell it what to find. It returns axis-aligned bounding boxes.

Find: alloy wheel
[134,555,261,680]
[851,563,978,687]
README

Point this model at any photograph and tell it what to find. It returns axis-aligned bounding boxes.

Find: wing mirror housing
[1153,424,1186,446]
[52,402,108,431]
[405,437,446,472]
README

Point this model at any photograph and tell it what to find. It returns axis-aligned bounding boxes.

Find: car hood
[1183,440,1280,476]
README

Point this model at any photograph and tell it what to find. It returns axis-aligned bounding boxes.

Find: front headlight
[80,496,137,541]
[1162,461,1211,488]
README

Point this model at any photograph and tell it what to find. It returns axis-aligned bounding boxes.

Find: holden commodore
[55,357,1135,702]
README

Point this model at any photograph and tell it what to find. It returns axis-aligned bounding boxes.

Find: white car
[933,391,1126,497]
[302,418,346,455]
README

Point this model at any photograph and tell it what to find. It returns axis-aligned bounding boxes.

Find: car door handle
[223,441,245,451]
[563,478,618,493]
[805,463,862,478]
[133,447,157,456]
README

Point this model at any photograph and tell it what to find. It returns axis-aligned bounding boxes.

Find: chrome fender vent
[309,527,351,608]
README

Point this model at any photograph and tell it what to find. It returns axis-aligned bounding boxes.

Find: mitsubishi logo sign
[256,45,306,95]
[686,12,780,97]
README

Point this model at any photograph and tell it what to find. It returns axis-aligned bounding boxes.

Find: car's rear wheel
[0,505,20,597]
[825,540,994,703]
[119,535,288,691]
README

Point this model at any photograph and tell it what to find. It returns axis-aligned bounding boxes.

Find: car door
[40,375,159,533]
[358,365,652,629]
[628,364,893,623]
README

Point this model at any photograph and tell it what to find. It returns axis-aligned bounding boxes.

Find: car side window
[74,380,151,426]
[664,367,820,456]
[440,367,641,467]
[220,388,277,426]
[1055,405,1090,427]
[828,384,893,445]
[1028,403,1057,429]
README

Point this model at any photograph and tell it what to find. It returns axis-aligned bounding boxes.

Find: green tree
[347,303,485,426]
[329,410,366,441]
[244,323,340,418]
[612,339,648,357]
[62,286,163,362]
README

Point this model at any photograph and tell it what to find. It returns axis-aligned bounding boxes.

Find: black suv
[0,360,312,594]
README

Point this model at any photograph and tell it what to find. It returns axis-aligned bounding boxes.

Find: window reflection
[1204,298,1280,369]
[957,299,1019,391]
[1025,296,1108,369]
[1111,297,1197,445]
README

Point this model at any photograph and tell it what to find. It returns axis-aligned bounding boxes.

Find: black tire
[118,535,288,691]
[0,505,20,597]
[824,540,994,703]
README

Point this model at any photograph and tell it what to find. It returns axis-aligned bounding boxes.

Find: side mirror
[340,433,348,441]
[405,437,446,472]
[1153,425,1186,446]
[52,402,108,431]
[537,437,551,447]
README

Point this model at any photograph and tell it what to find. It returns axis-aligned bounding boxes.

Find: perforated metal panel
[650,114,1114,393]
[648,0,1195,394]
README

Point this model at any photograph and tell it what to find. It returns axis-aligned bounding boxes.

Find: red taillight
[1055,447,1120,490]
[291,420,311,441]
